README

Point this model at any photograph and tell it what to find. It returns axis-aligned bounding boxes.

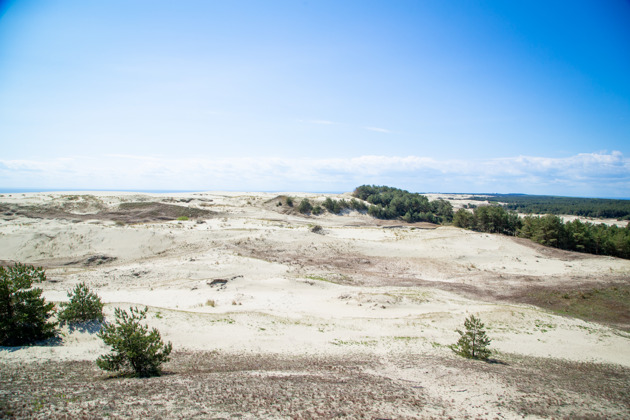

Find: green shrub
[298,198,313,214]
[58,282,104,324]
[97,306,172,377]
[177,216,189,221]
[310,225,323,234]
[450,315,491,360]
[285,197,294,207]
[0,263,57,346]
[312,205,323,215]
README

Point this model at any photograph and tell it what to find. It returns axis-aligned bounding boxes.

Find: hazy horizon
[1,187,629,201]
[1,1,629,197]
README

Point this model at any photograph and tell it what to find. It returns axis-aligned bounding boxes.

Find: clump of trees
[519,215,630,259]
[295,197,368,216]
[1,262,172,378]
[450,315,491,360]
[453,206,630,259]
[322,197,368,214]
[58,282,104,324]
[97,306,172,377]
[453,205,521,235]
[298,198,313,214]
[353,185,453,223]
[0,263,57,346]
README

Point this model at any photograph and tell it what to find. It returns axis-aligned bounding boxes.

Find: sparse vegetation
[96,306,172,377]
[177,216,189,221]
[450,315,491,360]
[2,352,629,419]
[0,264,57,346]
[524,285,630,331]
[58,282,104,324]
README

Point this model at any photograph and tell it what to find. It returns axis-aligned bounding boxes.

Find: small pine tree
[450,315,491,360]
[96,306,172,377]
[0,263,57,346]
[58,282,104,323]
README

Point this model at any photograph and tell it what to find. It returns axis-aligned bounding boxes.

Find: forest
[468,194,630,220]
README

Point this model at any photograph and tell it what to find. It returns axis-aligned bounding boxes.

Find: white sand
[1,191,629,368]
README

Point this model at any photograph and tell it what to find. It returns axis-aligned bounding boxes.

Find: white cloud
[1,152,628,197]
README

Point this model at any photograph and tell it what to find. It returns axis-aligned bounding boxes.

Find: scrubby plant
[312,205,323,215]
[285,196,294,207]
[298,198,313,214]
[0,263,57,346]
[450,315,491,360]
[58,282,104,324]
[96,306,172,377]
[310,225,323,234]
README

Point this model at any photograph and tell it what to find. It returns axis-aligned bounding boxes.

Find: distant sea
[0,188,626,200]
[0,188,347,194]
[0,188,203,194]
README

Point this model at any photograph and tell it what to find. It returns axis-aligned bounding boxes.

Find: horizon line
[1,187,629,201]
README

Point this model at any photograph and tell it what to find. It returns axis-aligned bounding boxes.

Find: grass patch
[331,339,377,347]
[525,285,630,331]
[305,273,353,285]
[393,336,420,342]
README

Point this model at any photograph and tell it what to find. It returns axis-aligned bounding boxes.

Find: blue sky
[1,1,629,197]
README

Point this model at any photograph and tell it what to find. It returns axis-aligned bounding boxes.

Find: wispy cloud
[1,152,628,197]
[364,126,391,133]
[299,119,335,125]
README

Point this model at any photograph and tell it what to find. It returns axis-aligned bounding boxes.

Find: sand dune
[1,191,629,418]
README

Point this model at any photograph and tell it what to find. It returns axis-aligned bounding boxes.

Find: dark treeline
[452,205,521,235]
[453,206,630,259]
[520,215,630,258]
[321,197,368,214]
[469,194,630,220]
[352,185,453,223]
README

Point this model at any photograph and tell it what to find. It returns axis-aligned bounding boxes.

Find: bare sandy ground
[1,191,629,419]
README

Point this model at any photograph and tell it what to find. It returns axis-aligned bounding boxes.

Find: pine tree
[0,263,57,346]
[58,282,104,323]
[450,315,492,360]
[97,306,172,377]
